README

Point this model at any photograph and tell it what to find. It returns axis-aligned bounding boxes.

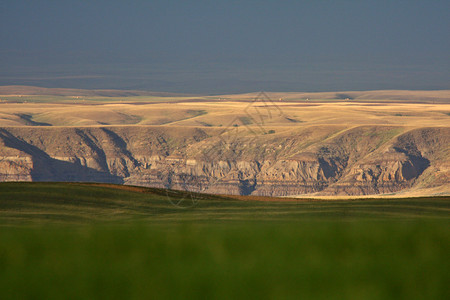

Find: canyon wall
[0,126,448,196]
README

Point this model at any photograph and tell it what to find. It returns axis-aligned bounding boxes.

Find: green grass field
[1,182,449,299]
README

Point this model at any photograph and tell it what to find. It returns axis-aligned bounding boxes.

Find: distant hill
[0,86,449,102]
[220,90,450,102]
[0,85,199,97]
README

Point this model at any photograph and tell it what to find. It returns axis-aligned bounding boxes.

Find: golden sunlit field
[0,89,449,128]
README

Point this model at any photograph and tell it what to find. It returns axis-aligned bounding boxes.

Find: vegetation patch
[196,121,213,127]
[238,116,253,125]
[0,182,449,299]
[285,117,303,123]
[186,109,207,117]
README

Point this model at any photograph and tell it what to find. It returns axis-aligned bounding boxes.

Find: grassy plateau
[0,182,449,299]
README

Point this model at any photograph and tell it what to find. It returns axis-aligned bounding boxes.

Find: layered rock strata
[0,126,448,196]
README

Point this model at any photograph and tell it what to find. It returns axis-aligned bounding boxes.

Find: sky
[1,0,449,94]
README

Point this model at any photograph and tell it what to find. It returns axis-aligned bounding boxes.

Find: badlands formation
[0,86,449,197]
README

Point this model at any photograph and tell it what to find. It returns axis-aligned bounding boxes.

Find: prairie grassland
[216,90,450,102]
[1,182,449,224]
[0,87,449,127]
[0,98,449,128]
[0,94,205,104]
[0,182,449,299]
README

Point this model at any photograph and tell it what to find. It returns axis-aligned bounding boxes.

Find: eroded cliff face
[0,126,448,196]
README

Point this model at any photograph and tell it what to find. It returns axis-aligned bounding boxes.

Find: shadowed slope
[0,182,449,225]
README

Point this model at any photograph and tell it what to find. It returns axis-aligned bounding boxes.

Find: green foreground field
[0,182,449,299]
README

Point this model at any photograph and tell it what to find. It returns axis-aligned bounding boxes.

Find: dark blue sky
[1,0,449,94]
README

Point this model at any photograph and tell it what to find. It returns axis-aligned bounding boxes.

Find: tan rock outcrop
[0,126,448,196]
